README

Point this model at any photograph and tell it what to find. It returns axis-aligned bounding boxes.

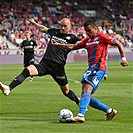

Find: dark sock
[65,90,79,105]
[9,68,30,90]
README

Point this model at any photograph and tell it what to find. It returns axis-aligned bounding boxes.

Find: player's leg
[24,57,33,82]
[76,84,93,122]
[88,67,117,120]
[65,84,93,123]
[77,68,104,117]
[50,65,80,105]
[89,97,117,120]
[104,65,108,80]
[60,84,80,105]
[49,62,81,105]
[0,65,38,95]
[90,97,110,112]
[29,58,35,82]
[66,67,105,123]
[9,65,38,90]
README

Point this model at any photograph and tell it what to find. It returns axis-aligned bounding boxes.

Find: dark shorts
[34,60,68,86]
[24,55,34,67]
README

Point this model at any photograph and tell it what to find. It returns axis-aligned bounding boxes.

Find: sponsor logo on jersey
[52,36,68,44]
[24,46,34,49]
[86,41,99,46]
[66,36,71,40]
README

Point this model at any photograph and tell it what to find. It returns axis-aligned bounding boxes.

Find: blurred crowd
[0,0,133,50]
[103,0,133,48]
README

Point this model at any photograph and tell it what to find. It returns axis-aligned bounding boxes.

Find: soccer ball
[58,109,73,123]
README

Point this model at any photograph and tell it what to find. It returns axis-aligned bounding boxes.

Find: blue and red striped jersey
[78,32,116,71]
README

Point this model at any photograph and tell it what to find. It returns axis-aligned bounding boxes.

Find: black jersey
[42,28,80,65]
[21,39,37,55]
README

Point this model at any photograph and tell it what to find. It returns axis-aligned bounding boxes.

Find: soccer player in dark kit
[0,18,80,106]
[20,31,39,82]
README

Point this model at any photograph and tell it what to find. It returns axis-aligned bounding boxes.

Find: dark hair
[83,19,96,28]
[31,34,37,37]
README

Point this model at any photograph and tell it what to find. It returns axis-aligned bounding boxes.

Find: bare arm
[29,18,49,33]
[34,43,41,51]
[20,47,24,55]
[114,40,128,67]
[51,40,81,50]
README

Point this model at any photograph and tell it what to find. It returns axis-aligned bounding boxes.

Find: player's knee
[27,65,38,76]
[62,89,69,95]
[60,85,69,95]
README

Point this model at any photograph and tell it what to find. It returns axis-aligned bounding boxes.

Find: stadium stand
[0,0,132,49]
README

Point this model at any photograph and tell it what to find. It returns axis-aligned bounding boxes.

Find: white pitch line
[69,79,80,84]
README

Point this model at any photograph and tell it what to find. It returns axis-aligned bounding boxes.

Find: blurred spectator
[1,41,9,50]
[77,34,85,40]
[0,0,132,49]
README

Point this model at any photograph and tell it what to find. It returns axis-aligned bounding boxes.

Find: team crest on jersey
[30,42,33,45]
[66,36,71,40]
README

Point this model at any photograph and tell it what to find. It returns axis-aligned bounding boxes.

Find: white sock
[106,108,112,114]
[77,113,84,117]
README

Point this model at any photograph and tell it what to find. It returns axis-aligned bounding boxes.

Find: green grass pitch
[0,61,132,133]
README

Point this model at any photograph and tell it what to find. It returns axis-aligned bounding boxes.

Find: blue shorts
[81,66,105,94]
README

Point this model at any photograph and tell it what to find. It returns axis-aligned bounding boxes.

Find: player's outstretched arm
[29,18,49,33]
[51,40,80,50]
[114,40,128,67]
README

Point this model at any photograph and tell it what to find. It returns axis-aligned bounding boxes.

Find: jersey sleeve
[71,35,81,44]
[101,33,116,45]
[33,40,37,46]
[47,28,59,36]
[78,37,89,48]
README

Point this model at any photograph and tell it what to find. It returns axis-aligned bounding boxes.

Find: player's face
[25,32,31,39]
[97,26,103,32]
[84,25,96,37]
[60,19,71,34]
